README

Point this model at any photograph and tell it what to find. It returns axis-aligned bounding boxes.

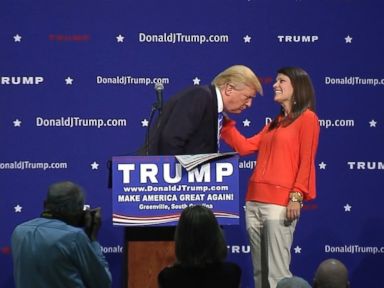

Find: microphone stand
[144,82,164,155]
[144,102,161,156]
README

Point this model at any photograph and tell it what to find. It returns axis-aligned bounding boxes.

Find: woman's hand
[286,201,301,221]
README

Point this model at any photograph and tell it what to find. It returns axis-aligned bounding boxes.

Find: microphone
[154,82,164,112]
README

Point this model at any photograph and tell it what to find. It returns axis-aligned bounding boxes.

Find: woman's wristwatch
[289,191,303,207]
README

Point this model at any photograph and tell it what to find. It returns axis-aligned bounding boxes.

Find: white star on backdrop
[13,119,22,127]
[344,204,352,212]
[243,35,251,43]
[369,119,377,127]
[90,161,99,170]
[141,119,149,127]
[345,35,352,43]
[116,34,125,43]
[65,77,74,85]
[14,205,22,213]
[319,162,327,169]
[243,119,251,127]
[294,246,302,253]
[193,77,201,85]
[13,34,22,42]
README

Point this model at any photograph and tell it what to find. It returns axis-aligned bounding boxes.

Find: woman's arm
[286,111,320,220]
[292,111,320,200]
[220,119,267,156]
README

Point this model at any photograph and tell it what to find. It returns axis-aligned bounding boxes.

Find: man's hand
[84,207,102,241]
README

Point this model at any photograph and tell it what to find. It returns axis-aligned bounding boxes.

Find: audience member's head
[175,205,227,267]
[277,276,311,288]
[313,258,350,288]
[42,181,85,226]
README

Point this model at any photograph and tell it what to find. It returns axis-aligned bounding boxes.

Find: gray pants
[246,201,297,288]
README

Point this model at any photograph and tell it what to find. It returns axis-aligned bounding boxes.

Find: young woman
[221,67,320,288]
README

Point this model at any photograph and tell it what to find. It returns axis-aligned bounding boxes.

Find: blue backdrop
[1,0,383,287]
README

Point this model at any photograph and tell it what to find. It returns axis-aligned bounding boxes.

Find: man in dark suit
[130,65,262,286]
[148,65,263,155]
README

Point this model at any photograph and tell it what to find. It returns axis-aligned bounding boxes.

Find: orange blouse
[221,109,320,206]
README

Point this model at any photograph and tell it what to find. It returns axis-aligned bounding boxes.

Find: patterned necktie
[217,112,224,152]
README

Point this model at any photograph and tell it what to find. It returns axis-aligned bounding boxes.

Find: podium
[124,226,175,288]
[112,154,239,288]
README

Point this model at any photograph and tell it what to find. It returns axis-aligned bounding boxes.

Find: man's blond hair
[212,65,263,95]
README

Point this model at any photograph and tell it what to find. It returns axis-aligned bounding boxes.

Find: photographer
[11,181,112,288]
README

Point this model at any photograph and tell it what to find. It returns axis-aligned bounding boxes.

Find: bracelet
[289,191,303,207]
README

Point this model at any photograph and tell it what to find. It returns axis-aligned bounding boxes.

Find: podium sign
[112,155,239,226]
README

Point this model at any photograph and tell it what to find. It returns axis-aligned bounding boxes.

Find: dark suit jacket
[148,85,219,155]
